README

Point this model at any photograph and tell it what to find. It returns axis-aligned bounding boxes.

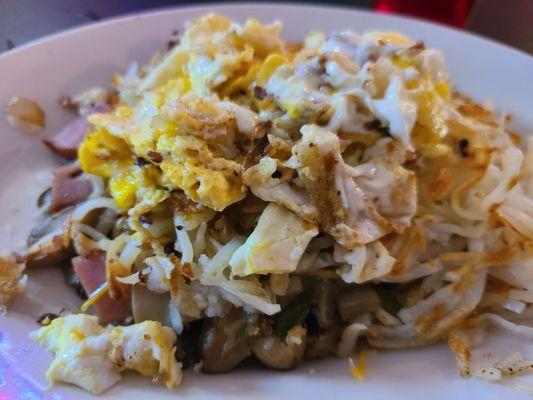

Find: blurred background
[0,0,531,54]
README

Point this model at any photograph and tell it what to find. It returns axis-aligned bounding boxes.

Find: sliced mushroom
[25,213,73,268]
[251,326,307,370]
[306,328,341,359]
[315,279,336,329]
[200,308,250,373]
[27,208,71,247]
[336,285,380,323]
[112,216,131,238]
[131,284,171,324]
[36,187,52,212]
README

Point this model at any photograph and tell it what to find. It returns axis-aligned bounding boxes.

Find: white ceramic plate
[1,4,532,399]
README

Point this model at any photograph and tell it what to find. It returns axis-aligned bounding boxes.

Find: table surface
[0,0,531,54]
[0,0,372,53]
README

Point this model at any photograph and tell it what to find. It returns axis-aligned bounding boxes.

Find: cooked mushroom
[315,279,336,329]
[306,328,340,359]
[131,284,170,324]
[27,208,71,247]
[200,309,250,373]
[25,211,73,268]
[251,326,307,370]
[36,187,52,211]
[336,285,380,323]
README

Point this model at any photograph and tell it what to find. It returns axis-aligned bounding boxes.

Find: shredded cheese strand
[349,349,368,381]
[80,282,110,312]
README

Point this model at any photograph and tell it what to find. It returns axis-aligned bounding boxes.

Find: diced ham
[43,103,110,160]
[50,163,93,213]
[44,118,88,159]
[72,253,132,325]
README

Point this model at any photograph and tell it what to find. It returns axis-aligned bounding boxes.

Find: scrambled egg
[79,13,288,213]
[82,94,247,212]
[81,18,438,216]
[30,314,182,394]
[230,203,318,275]
[77,13,454,217]
[265,29,451,154]
[79,127,133,178]
[158,134,245,211]
[140,15,284,95]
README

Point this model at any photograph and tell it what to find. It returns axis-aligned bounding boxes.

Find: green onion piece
[274,289,315,339]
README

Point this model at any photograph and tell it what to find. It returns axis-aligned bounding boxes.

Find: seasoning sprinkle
[458,138,469,157]
[147,151,163,163]
[253,86,268,100]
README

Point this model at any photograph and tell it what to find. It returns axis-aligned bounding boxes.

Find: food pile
[2,14,532,395]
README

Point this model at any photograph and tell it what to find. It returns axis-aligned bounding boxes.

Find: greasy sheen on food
[20,14,533,394]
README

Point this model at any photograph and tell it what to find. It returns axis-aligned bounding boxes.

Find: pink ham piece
[50,163,93,213]
[72,253,132,325]
[44,118,88,159]
[43,103,109,160]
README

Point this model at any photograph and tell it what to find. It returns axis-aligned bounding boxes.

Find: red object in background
[375,0,477,27]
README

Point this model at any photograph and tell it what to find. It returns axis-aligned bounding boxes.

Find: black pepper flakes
[139,214,153,225]
[135,157,150,167]
[271,170,282,179]
[317,55,328,75]
[147,151,163,163]
[164,242,176,255]
[458,138,469,157]
[176,225,184,231]
[139,270,149,284]
[258,120,272,131]
[253,86,268,100]
[59,95,77,111]
[408,40,426,53]
[364,120,382,131]
[167,29,180,50]
[364,119,391,136]
[377,125,391,137]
